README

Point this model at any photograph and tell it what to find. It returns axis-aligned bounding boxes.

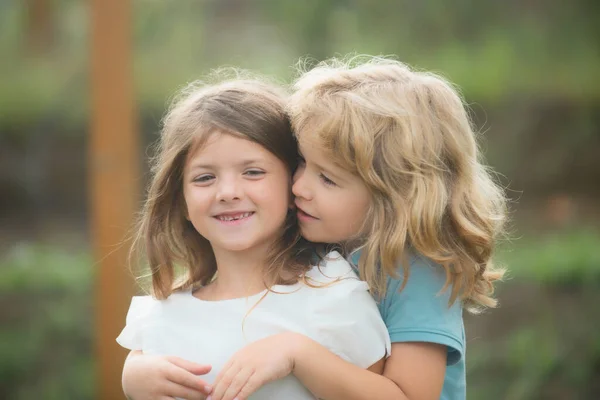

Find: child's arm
[291,337,446,399]
[122,350,213,400]
[207,332,445,400]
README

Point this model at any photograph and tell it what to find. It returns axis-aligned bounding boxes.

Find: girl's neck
[198,245,270,301]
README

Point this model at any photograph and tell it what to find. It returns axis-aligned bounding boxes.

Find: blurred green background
[1,0,599,399]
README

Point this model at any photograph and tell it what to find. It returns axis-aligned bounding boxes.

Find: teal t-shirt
[352,252,466,400]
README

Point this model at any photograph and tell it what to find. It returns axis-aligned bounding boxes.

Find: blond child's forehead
[296,128,359,175]
[294,119,336,151]
[291,102,348,140]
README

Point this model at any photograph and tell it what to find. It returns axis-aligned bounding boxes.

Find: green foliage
[500,229,600,286]
[465,229,600,399]
[0,244,94,400]
[0,244,92,292]
[1,0,599,129]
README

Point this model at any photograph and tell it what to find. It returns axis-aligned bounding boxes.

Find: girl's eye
[244,169,265,177]
[193,174,214,183]
[319,173,337,187]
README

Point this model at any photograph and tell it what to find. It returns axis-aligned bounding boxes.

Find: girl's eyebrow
[187,158,269,171]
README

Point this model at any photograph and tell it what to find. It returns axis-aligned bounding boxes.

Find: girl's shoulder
[302,250,376,298]
[305,250,359,284]
[124,290,198,318]
[297,251,374,312]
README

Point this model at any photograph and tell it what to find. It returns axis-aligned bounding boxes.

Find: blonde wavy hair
[133,70,313,300]
[288,56,507,313]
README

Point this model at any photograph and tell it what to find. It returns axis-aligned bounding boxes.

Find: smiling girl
[116,72,390,400]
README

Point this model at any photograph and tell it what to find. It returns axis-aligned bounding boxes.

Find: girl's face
[292,140,372,244]
[183,132,291,255]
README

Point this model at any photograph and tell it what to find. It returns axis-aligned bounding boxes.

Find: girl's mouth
[214,212,255,224]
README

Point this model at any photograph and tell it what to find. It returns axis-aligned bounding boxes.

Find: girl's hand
[123,351,213,400]
[208,332,304,400]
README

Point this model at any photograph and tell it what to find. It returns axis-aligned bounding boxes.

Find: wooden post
[25,0,53,56]
[90,0,138,398]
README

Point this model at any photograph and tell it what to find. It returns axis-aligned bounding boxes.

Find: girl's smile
[214,211,255,225]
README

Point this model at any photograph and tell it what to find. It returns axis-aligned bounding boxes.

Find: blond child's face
[183,132,291,255]
[292,140,371,244]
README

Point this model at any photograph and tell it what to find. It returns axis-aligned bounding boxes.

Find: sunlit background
[1,0,599,399]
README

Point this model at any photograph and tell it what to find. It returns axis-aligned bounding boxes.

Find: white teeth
[217,212,252,221]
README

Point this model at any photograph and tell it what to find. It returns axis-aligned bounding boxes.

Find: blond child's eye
[319,173,336,187]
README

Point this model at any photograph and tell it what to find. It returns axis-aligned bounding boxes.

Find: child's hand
[123,351,213,400]
[208,332,304,400]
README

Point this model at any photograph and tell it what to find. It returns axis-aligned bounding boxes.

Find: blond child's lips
[296,207,318,220]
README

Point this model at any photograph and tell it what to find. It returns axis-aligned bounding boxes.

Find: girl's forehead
[184,131,287,173]
[186,129,239,159]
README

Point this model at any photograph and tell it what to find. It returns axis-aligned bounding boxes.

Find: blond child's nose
[292,170,311,201]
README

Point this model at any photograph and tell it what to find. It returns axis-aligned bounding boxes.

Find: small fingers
[209,363,242,400]
[212,358,233,386]
[164,365,212,395]
[167,356,212,376]
[219,368,253,400]
[234,373,267,400]
[164,380,206,400]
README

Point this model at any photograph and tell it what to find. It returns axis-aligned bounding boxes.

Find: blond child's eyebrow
[312,160,351,183]
[299,147,352,183]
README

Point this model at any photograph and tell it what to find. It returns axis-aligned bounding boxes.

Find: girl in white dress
[116,72,390,400]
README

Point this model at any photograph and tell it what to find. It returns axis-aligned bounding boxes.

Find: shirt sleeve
[116,296,156,351]
[309,254,391,369]
[381,254,465,365]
